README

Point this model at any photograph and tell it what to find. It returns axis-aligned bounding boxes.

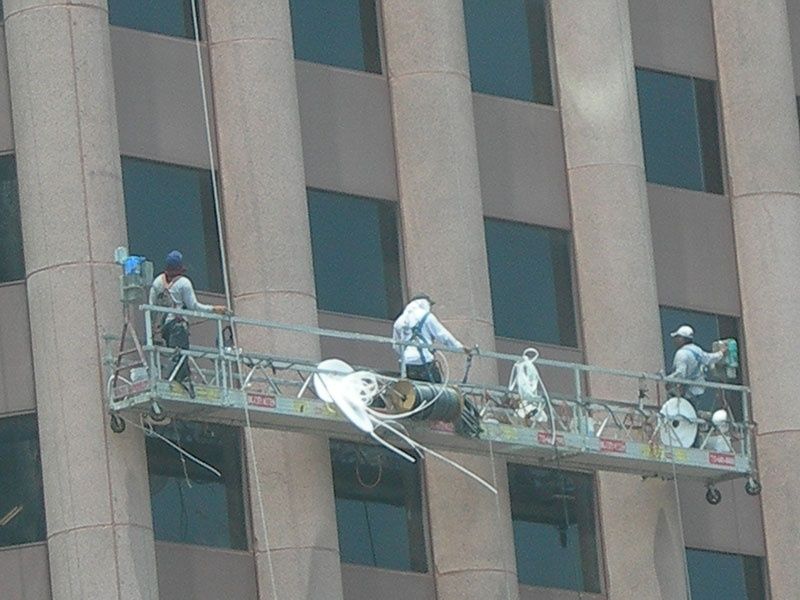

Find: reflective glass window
[485,219,577,346]
[686,548,765,600]
[146,421,247,550]
[289,0,381,73]
[509,463,600,592]
[108,0,198,39]
[0,155,23,283]
[0,414,46,547]
[307,189,403,320]
[463,0,552,104]
[635,68,723,194]
[121,156,223,293]
[330,440,427,572]
[660,306,742,414]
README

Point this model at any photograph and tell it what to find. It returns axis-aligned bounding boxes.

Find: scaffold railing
[104,304,761,504]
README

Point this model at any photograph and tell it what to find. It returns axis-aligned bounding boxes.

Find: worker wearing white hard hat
[667,324,726,401]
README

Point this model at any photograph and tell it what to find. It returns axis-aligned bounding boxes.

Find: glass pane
[121,156,223,293]
[485,219,577,346]
[508,463,600,592]
[146,421,247,550]
[290,0,382,73]
[108,0,197,39]
[686,548,765,600]
[0,414,46,547]
[463,0,552,104]
[307,189,402,320]
[330,440,427,572]
[636,68,722,193]
[0,155,24,283]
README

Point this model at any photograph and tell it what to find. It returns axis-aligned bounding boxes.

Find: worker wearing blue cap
[149,250,227,396]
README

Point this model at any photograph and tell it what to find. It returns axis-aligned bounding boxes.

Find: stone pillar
[711,2,800,597]
[4,1,158,599]
[204,2,343,599]
[381,2,517,599]
[550,2,687,599]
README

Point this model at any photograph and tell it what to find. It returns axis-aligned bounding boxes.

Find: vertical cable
[188,3,279,598]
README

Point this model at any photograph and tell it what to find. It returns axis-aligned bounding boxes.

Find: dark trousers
[406,362,442,384]
[162,319,190,383]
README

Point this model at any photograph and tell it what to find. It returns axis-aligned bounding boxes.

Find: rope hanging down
[187,4,280,599]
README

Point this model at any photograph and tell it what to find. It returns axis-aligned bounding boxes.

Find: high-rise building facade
[0,1,796,599]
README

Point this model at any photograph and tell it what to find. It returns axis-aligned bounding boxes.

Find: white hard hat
[670,325,694,339]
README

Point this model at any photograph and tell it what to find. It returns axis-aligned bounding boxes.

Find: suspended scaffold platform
[105,303,761,504]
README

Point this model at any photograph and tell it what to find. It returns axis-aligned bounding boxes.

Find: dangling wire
[187,3,279,599]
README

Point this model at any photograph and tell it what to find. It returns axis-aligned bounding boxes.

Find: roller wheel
[149,402,166,422]
[109,414,126,434]
[745,478,762,496]
[705,486,722,505]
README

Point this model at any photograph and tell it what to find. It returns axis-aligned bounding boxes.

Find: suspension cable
[188,4,279,599]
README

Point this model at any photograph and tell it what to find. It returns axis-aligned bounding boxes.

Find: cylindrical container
[386,379,463,422]
[130,367,148,382]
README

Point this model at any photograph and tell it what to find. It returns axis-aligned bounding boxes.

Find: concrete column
[550,2,687,599]
[381,2,517,599]
[3,1,158,599]
[204,2,343,599]
[711,2,800,597]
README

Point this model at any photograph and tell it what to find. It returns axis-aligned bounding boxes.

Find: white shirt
[392,299,463,365]
[149,273,213,323]
[669,342,724,397]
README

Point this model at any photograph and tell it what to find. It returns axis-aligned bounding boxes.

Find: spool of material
[386,379,463,422]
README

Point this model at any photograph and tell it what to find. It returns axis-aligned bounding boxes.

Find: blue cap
[165,250,183,269]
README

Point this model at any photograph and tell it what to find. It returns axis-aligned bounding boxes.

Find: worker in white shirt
[392,294,471,383]
[150,250,227,396]
[667,324,726,404]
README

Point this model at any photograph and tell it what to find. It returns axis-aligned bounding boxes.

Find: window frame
[462,0,556,106]
[634,65,726,195]
[145,420,250,551]
[0,152,24,285]
[108,0,203,40]
[0,410,47,550]
[328,437,431,573]
[685,547,767,600]
[484,216,580,349]
[307,187,404,321]
[507,460,604,594]
[289,0,384,74]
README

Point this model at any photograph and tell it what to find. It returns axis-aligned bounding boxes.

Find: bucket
[130,367,148,382]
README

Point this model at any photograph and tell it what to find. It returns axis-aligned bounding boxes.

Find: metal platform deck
[105,305,759,494]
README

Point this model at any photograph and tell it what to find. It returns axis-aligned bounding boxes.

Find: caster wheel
[109,414,126,434]
[745,478,762,496]
[705,486,722,505]
[149,402,166,422]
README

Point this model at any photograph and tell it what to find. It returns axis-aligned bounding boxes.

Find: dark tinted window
[660,306,742,413]
[146,421,247,550]
[121,156,223,293]
[330,440,427,572]
[635,68,723,194]
[687,548,765,600]
[485,219,577,346]
[290,0,381,73]
[0,414,46,547]
[509,464,600,592]
[308,189,403,319]
[108,0,198,39]
[463,0,552,104]
[0,155,23,283]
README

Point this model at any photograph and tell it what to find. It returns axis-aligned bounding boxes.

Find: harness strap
[410,312,431,365]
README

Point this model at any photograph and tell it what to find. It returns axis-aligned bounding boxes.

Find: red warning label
[599,438,627,453]
[247,393,276,408]
[709,452,736,467]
